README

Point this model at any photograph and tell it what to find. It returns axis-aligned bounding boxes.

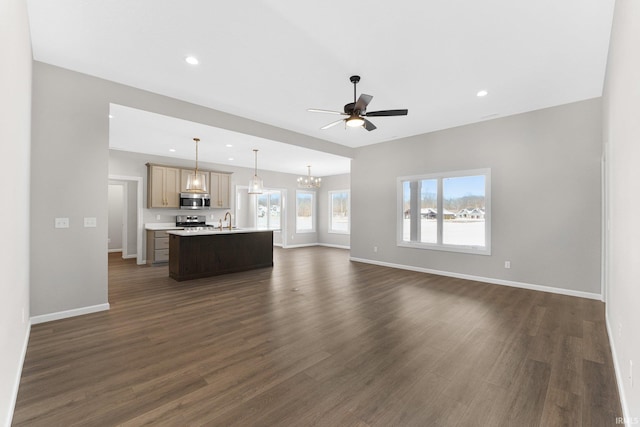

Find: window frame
[397,168,491,255]
[328,190,350,234]
[255,189,282,231]
[295,190,316,233]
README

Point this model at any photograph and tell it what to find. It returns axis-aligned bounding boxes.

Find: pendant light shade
[297,165,321,188]
[186,137,208,193]
[248,149,263,194]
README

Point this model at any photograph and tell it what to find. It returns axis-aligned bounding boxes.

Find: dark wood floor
[14,247,621,426]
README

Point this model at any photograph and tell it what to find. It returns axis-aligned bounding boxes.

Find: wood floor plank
[12,247,622,426]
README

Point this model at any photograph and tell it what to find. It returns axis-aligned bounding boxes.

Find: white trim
[122,254,137,259]
[30,303,110,325]
[6,322,30,427]
[328,189,350,235]
[296,190,316,233]
[606,315,631,426]
[318,243,350,250]
[283,243,318,249]
[277,243,350,250]
[108,248,123,253]
[397,168,491,256]
[349,257,602,300]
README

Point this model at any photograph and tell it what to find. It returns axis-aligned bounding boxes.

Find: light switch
[84,217,97,228]
[55,218,69,228]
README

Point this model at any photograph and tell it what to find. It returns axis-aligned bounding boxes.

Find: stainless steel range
[175,215,216,230]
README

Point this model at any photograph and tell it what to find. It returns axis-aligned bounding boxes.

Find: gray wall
[603,0,640,418]
[31,61,351,318]
[107,184,123,251]
[125,180,138,257]
[318,173,351,248]
[31,63,110,317]
[1,0,31,424]
[351,98,603,295]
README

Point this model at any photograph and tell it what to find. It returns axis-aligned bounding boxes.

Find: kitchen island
[167,228,273,281]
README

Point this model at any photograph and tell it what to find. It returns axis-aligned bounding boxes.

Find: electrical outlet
[504,261,511,269]
[84,217,97,228]
[630,360,634,387]
[22,308,25,323]
[55,217,69,228]
[156,214,161,220]
[373,246,378,253]
[618,323,623,338]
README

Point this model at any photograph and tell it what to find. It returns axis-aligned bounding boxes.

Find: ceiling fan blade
[363,119,377,131]
[365,109,408,117]
[308,108,347,115]
[321,119,345,130]
[354,94,373,112]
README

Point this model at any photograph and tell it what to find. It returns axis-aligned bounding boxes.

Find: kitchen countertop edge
[167,228,270,236]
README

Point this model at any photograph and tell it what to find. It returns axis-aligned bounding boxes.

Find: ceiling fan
[308,75,408,131]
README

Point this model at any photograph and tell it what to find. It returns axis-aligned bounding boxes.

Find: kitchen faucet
[224,211,232,230]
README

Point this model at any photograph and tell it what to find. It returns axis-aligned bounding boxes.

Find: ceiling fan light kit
[308,75,408,132]
[346,116,365,127]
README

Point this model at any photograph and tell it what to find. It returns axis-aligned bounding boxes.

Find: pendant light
[185,137,208,193]
[248,149,263,194]
[297,165,321,188]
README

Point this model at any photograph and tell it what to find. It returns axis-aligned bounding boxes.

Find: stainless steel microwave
[179,192,211,210]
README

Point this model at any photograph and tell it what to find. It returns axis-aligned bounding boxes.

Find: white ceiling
[27,0,614,174]
[109,104,351,176]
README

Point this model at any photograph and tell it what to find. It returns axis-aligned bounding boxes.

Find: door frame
[109,174,144,265]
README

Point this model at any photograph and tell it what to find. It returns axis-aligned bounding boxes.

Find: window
[256,190,281,230]
[329,190,350,234]
[398,169,490,254]
[296,190,315,233]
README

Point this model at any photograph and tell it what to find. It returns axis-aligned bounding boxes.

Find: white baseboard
[122,254,137,259]
[606,315,631,426]
[30,303,110,325]
[108,248,123,253]
[349,257,602,301]
[281,243,350,250]
[6,321,30,427]
[283,243,318,249]
[318,243,350,250]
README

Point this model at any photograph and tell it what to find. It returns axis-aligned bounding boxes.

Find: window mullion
[410,180,419,242]
[437,178,443,245]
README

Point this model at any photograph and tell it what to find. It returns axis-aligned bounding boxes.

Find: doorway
[108,175,144,264]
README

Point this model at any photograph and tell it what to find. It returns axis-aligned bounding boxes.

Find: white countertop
[145,222,221,231]
[145,223,183,231]
[166,228,268,236]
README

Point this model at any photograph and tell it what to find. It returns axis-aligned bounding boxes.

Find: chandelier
[185,137,208,193]
[297,165,321,188]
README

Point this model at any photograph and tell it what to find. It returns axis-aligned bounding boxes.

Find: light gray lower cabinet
[146,230,171,265]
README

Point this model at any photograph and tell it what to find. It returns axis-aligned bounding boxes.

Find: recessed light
[108,114,114,119]
[185,56,199,65]
[225,144,233,148]
[228,157,234,161]
[169,148,176,152]
[477,90,488,97]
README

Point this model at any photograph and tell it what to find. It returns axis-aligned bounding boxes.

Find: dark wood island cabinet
[167,229,273,281]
